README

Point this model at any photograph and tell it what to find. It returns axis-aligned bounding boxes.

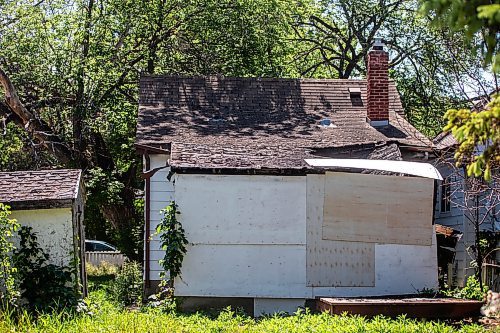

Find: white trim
[304,158,443,180]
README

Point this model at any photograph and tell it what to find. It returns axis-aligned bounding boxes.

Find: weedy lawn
[0,289,495,333]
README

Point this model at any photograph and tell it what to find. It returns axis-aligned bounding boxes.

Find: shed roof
[137,76,432,171]
[0,169,82,210]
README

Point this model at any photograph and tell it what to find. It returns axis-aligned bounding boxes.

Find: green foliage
[110,261,142,307]
[443,276,488,301]
[156,201,188,282]
[0,303,492,332]
[13,226,77,312]
[146,281,177,313]
[444,94,500,181]
[420,0,500,71]
[86,262,119,277]
[0,203,20,307]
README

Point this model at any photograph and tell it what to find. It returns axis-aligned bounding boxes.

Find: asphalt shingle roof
[0,169,82,209]
[137,76,432,170]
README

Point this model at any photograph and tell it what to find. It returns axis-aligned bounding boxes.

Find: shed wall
[11,208,74,267]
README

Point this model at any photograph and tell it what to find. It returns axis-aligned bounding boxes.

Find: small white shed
[0,169,87,295]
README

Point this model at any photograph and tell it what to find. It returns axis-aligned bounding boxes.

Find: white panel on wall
[311,234,438,297]
[149,154,169,169]
[174,174,306,245]
[175,244,311,298]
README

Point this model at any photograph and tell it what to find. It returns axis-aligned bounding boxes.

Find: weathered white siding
[434,165,483,287]
[145,157,439,302]
[10,208,74,267]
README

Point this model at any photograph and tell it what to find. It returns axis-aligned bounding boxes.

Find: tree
[420,0,499,180]
[291,0,496,137]
[0,0,312,258]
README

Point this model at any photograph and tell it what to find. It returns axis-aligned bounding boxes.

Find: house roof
[433,132,458,151]
[0,169,82,210]
[137,76,432,171]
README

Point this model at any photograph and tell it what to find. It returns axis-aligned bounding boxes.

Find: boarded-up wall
[322,172,434,245]
[306,174,375,287]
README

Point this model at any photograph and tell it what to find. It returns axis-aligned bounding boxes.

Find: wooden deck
[317,297,483,319]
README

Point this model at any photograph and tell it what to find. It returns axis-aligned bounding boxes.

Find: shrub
[444,276,488,300]
[0,203,20,307]
[110,261,142,306]
[13,226,77,312]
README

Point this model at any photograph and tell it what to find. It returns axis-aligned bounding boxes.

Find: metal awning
[304,158,443,180]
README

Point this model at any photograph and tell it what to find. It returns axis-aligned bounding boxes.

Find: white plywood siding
[11,208,74,267]
[172,174,309,298]
[146,156,438,298]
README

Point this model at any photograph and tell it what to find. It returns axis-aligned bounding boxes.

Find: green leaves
[155,201,188,283]
[444,94,500,181]
[0,203,20,307]
[419,0,500,72]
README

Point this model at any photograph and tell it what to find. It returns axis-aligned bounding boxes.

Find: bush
[0,203,20,307]
[444,276,488,300]
[110,261,142,306]
[13,226,77,312]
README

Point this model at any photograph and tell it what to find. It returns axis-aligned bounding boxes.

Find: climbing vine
[156,201,188,282]
[0,203,20,307]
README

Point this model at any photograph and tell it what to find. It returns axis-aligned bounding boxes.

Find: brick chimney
[367,38,389,127]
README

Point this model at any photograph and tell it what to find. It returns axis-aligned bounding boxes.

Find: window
[440,179,451,213]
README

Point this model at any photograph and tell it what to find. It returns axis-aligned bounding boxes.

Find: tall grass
[0,295,491,333]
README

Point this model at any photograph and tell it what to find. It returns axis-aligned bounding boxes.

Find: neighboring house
[136,41,440,315]
[0,169,87,295]
[433,132,500,287]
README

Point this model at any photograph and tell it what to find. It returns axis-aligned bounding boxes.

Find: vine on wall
[156,201,188,282]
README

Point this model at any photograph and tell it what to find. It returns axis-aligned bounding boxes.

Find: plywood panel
[322,172,433,245]
[306,174,375,287]
[311,236,438,297]
[174,244,311,298]
[174,174,306,245]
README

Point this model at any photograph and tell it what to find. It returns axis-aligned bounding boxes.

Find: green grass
[0,290,494,333]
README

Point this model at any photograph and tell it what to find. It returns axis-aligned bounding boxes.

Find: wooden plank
[306,175,375,287]
[322,172,433,245]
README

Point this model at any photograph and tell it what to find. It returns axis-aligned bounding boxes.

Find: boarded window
[322,172,434,245]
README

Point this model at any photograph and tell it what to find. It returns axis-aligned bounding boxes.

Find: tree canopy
[0,0,497,254]
[420,0,499,179]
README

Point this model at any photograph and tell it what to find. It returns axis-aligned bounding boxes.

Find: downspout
[144,154,151,289]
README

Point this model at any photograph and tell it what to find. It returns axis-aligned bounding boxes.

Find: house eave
[6,199,74,210]
[135,143,170,155]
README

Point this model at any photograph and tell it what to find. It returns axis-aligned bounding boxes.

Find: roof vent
[318,118,337,128]
[320,118,331,126]
[348,87,363,106]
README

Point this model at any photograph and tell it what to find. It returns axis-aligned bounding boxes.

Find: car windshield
[86,241,117,252]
